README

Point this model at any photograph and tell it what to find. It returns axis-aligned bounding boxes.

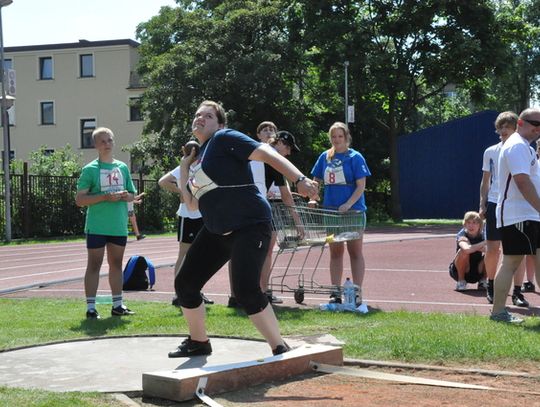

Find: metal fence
[0,172,179,240]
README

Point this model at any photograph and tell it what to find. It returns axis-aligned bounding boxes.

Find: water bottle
[95,295,112,304]
[343,278,356,310]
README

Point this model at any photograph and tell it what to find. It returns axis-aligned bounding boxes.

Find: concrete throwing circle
[0,336,269,392]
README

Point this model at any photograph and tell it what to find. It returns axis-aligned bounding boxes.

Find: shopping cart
[269,201,366,304]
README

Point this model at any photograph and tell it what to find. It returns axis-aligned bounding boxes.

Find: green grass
[2,298,539,363]
[0,387,118,407]
[1,298,539,405]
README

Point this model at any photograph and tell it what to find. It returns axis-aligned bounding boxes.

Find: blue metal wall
[398,110,499,219]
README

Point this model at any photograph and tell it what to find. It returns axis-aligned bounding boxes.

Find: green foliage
[27,145,82,177]
[129,0,540,222]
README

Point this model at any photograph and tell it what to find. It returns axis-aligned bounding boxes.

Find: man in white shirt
[493,108,540,323]
[479,111,528,307]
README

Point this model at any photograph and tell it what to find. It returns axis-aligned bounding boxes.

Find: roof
[5,39,140,53]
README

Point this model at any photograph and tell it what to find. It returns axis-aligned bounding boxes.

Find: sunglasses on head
[523,118,540,127]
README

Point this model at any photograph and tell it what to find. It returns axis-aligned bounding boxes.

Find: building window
[3,58,12,70]
[39,56,53,80]
[129,97,143,121]
[80,118,96,149]
[40,101,54,125]
[79,54,94,78]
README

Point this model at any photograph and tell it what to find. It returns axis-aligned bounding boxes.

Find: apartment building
[3,39,144,170]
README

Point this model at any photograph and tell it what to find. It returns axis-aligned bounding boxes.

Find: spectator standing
[158,163,214,306]
[310,122,370,304]
[492,108,540,323]
[479,111,529,306]
[75,127,136,319]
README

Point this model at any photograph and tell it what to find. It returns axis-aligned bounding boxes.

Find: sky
[1,0,178,47]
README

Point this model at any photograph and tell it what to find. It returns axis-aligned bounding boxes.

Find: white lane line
[0,255,178,273]
[270,266,448,273]
[0,257,176,281]
[0,251,177,267]
[0,268,85,281]
[0,240,177,253]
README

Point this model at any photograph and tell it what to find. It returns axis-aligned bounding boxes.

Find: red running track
[1,226,539,317]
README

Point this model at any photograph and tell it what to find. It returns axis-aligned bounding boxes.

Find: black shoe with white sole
[168,336,212,358]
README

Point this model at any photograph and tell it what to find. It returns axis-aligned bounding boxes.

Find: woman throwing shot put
[168,100,319,357]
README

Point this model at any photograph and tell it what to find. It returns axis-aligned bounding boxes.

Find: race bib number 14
[100,168,124,193]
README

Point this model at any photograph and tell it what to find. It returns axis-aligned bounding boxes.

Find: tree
[133,1,510,221]
[10,144,82,176]
[483,0,540,112]
[133,0,309,172]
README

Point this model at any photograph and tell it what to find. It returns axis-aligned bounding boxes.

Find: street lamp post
[0,0,13,242]
[344,61,349,124]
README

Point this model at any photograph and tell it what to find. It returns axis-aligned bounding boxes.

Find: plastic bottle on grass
[343,278,356,310]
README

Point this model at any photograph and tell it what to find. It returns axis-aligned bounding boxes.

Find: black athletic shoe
[512,292,529,307]
[486,290,493,304]
[86,309,100,320]
[171,296,181,307]
[272,342,291,356]
[522,281,535,292]
[329,293,342,304]
[201,293,214,305]
[111,306,135,316]
[266,290,284,304]
[168,336,212,358]
[136,234,146,241]
[227,296,240,308]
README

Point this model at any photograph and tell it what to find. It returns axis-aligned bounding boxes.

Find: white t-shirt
[482,142,502,204]
[496,132,540,227]
[170,166,202,219]
[249,160,267,197]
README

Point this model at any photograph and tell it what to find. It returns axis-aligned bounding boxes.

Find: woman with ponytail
[311,122,371,305]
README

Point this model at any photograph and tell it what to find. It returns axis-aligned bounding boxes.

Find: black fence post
[22,162,29,237]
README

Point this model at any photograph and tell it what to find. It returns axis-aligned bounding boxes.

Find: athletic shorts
[485,201,501,241]
[448,255,484,283]
[500,220,540,255]
[86,234,127,249]
[177,216,204,244]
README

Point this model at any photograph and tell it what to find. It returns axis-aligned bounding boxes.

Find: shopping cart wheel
[294,289,305,304]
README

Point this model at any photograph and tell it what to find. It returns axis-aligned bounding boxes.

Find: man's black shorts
[500,220,540,255]
[485,201,501,241]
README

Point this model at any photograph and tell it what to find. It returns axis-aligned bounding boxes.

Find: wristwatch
[294,175,306,187]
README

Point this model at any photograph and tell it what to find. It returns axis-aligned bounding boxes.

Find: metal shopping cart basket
[269,201,366,304]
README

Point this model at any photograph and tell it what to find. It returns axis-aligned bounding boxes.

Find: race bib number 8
[324,160,346,185]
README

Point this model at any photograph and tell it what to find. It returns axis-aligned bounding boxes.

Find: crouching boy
[449,211,487,291]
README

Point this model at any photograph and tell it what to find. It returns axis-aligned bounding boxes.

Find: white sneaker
[478,278,488,290]
[455,280,467,291]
